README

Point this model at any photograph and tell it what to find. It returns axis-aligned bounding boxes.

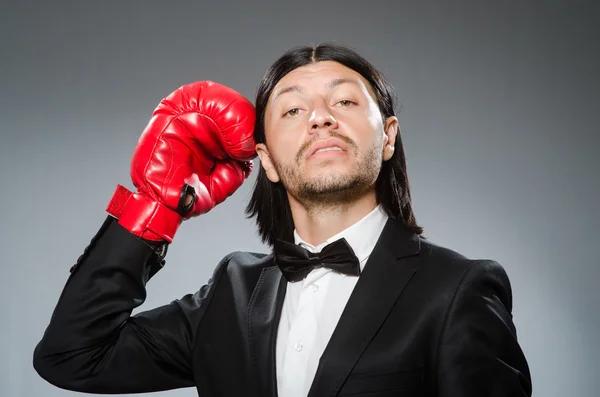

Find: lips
[306,138,348,159]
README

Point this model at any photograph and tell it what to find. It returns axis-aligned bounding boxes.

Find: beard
[272,139,383,207]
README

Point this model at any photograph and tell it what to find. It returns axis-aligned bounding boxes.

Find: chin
[309,171,352,186]
[305,172,363,194]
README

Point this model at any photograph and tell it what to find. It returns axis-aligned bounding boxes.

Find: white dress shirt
[275,204,389,397]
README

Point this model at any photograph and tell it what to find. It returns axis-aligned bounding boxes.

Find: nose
[308,104,338,133]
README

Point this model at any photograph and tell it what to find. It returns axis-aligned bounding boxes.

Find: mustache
[295,131,357,163]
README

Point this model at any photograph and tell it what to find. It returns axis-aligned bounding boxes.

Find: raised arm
[33,216,234,393]
[33,81,256,393]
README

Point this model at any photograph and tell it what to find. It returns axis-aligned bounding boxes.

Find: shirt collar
[293,204,389,271]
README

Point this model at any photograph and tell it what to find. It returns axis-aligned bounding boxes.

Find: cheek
[266,123,305,156]
[365,102,385,132]
[343,108,384,147]
[263,134,295,167]
[364,110,386,149]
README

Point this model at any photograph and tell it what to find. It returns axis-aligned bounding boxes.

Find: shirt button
[312,284,319,292]
[295,342,303,352]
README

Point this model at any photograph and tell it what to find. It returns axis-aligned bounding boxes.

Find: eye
[337,100,356,107]
[283,108,300,117]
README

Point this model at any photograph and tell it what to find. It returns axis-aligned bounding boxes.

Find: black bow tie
[274,238,361,283]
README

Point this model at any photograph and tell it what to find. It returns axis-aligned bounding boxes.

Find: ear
[382,116,398,161]
[255,143,281,183]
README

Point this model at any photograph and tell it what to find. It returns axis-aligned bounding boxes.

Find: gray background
[1,1,598,396]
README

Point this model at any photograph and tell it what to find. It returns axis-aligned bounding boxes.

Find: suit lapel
[248,264,287,397]
[307,219,422,397]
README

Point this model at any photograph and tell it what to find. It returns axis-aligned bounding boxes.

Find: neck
[288,189,378,246]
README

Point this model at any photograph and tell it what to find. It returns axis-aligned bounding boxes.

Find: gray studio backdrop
[1,1,598,396]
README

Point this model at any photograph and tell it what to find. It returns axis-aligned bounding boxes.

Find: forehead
[270,61,375,99]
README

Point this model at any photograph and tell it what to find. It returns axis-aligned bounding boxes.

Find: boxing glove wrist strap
[106,184,182,243]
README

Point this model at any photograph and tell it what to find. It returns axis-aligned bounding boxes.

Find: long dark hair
[245,43,423,246]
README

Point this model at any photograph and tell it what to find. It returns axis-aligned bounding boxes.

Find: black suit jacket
[34,215,532,396]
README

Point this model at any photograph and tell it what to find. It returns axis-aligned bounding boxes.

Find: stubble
[273,136,383,212]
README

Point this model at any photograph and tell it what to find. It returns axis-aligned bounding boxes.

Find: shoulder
[214,250,275,280]
[416,238,512,301]
[222,250,272,267]
[419,238,508,278]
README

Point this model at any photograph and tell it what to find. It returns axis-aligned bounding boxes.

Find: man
[33,43,532,397]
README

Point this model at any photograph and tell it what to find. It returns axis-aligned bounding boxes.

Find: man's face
[256,61,397,204]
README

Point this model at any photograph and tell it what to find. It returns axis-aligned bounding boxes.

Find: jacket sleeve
[33,215,230,394]
[436,260,532,397]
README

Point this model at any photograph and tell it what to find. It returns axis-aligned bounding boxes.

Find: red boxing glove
[106,81,256,243]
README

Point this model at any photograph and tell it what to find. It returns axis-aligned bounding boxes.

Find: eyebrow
[272,85,304,102]
[272,78,360,102]
[326,78,359,90]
